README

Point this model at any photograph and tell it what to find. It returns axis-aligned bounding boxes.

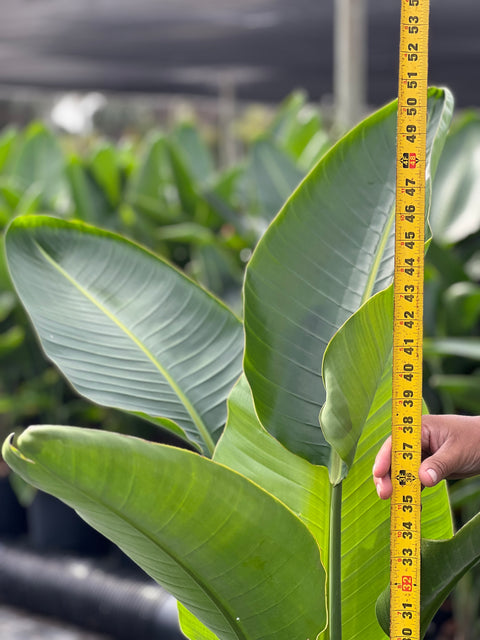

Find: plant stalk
[328,479,343,640]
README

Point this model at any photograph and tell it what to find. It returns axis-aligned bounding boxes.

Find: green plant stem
[328,479,343,640]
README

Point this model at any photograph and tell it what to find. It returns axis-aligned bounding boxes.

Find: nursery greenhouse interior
[1,1,480,639]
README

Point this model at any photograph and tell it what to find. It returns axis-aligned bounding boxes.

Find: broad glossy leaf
[377,512,480,639]
[341,368,451,640]
[320,287,393,478]
[5,216,244,454]
[244,88,453,466]
[3,426,327,640]
[215,375,452,640]
[215,376,330,552]
[430,113,480,244]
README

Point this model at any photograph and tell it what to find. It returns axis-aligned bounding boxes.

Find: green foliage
[4,426,327,640]
[0,96,329,438]
[424,112,480,417]
[5,216,244,455]
[3,88,480,640]
[243,88,450,469]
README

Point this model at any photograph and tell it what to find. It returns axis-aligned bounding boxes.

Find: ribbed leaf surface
[5,216,244,454]
[377,511,480,639]
[215,375,452,639]
[3,427,327,640]
[244,88,453,465]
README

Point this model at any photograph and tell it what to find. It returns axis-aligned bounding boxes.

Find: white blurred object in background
[50,92,107,135]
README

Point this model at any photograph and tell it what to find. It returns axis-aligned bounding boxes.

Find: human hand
[372,414,480,499]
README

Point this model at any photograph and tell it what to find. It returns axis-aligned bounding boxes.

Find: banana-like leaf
[320,287,393,479]
[215,376,331,552]
[215,376,452,640]
[243,88,453,466]
[376,511,480,639]
[5,216,244,455]
[430,112,480,244]
[3,426,327,640]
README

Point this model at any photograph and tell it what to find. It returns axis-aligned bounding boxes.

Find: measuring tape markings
[390,0,430,639]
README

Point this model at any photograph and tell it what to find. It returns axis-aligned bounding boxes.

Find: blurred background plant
[1,86,480,639]
[424,111,480,640]
[0,90,332,479]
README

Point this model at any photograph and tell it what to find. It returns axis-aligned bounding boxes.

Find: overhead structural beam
[333,0,368,131]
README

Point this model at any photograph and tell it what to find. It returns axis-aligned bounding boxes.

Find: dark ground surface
[0,0,479,108]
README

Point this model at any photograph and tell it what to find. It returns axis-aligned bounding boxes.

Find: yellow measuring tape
[390,0,430,639]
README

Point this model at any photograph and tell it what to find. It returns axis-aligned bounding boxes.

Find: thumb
[418,444,456,487]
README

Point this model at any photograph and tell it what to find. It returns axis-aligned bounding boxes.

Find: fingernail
[375,482,382,498]
[426,468,438,485]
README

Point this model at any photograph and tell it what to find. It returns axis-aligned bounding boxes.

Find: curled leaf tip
[2,432,35,465]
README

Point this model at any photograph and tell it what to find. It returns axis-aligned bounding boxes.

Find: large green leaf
[320,287,393,479]
[215,376,331,552]
[3,426,327,640]
[215,374,452,640]
[243,88,454,466]
[5,216,244,455]
[376,512,480,639]
[430,112,480,244]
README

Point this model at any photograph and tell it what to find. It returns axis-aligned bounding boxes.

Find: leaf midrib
[34,240,215,455]
[360,204,395,305]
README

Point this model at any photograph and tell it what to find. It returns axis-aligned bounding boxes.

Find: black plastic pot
[28,490,110,555]
[0,542,183,639]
